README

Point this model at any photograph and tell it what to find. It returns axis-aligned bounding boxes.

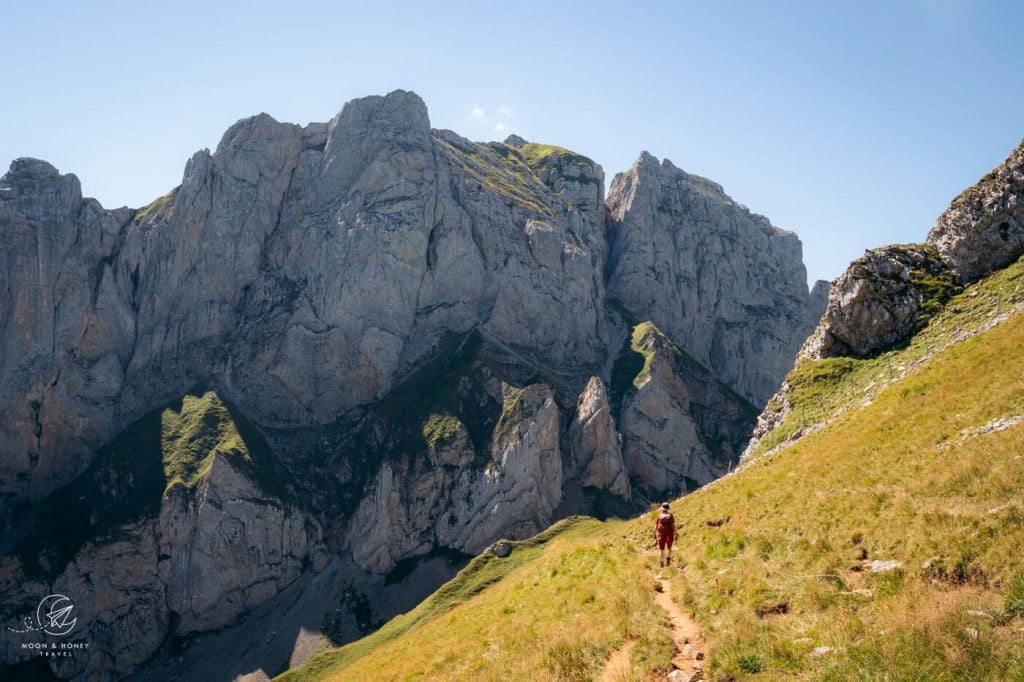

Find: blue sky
[3,0,1022,284]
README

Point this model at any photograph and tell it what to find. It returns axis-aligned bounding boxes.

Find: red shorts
[657,534,674,550]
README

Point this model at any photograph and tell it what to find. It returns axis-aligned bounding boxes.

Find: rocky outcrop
[799,138,1024,364]
[927,138,1024,283]
[0,392,325,680]
[750,137,1024,462]
[606,152,825,406]
[566,377,630,498]
[800,244,957,359]
[616,323,758,496]
[345,382,563,572]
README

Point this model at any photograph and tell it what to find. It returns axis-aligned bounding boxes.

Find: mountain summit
[0,90,825,679]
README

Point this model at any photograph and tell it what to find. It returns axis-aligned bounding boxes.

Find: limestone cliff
[606,152,825,406]
[0,90,824,679]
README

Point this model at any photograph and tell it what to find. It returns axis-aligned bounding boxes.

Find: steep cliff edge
[606,152,826,406]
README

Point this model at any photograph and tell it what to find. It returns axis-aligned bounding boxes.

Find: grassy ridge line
[658,295,1024,678]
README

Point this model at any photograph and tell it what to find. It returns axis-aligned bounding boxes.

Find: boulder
[928,138,1024,283]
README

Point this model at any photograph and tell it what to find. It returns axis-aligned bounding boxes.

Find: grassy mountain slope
[278,259,1024,681]
[278,516,674,681]
[667,259,1024,679]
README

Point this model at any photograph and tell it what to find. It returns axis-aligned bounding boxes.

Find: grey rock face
[0,89,825,677]
[0,393,324,680]
[0,90,609,511]
[159,453,324,634]
[809,279,830,324]
[800,244,955,360]
[345,382,563,572]
[606,152,821,406]
[566,377,630,498]
[1,464,322,680]
[927,139,1024,283]
[0,159,134,510]
[617,323,758,495]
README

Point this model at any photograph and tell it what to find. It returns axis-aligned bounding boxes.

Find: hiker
[654,502,677,567]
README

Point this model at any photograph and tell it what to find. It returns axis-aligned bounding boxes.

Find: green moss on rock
[133,188,177,223]
[161,392,249,492]
[518,142,595,170]
[422,413,463,449]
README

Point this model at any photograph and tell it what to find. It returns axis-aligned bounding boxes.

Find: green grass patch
[435,135,554,216]
[1004,574,1024,619]
[518,142,596,170]
[133,188,177,223]
[10,390,289,580]
[421,412,463,449]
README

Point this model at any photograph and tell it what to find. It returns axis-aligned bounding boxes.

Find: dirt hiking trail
[654,574,706,681]
[599,556,707,682]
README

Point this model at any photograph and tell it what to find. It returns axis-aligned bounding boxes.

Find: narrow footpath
[653,575,706,681]
[599,557,707,682]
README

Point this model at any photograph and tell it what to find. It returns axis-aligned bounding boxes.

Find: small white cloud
[494,122,508,133]
[496,103,513,118]
[471,106,485,118]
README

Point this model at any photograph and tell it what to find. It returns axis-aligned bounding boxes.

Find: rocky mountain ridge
[801,136,1023,363]
[747,136,1024,456]
[0,90,824,680]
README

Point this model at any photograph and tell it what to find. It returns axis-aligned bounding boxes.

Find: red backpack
[656,512,675,536]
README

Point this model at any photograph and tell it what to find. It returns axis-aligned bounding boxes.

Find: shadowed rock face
[606,152,826,406]
[566,377,630,498]
[615,324,759,495]
[0,90,824,679]
[0,392,325,680]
